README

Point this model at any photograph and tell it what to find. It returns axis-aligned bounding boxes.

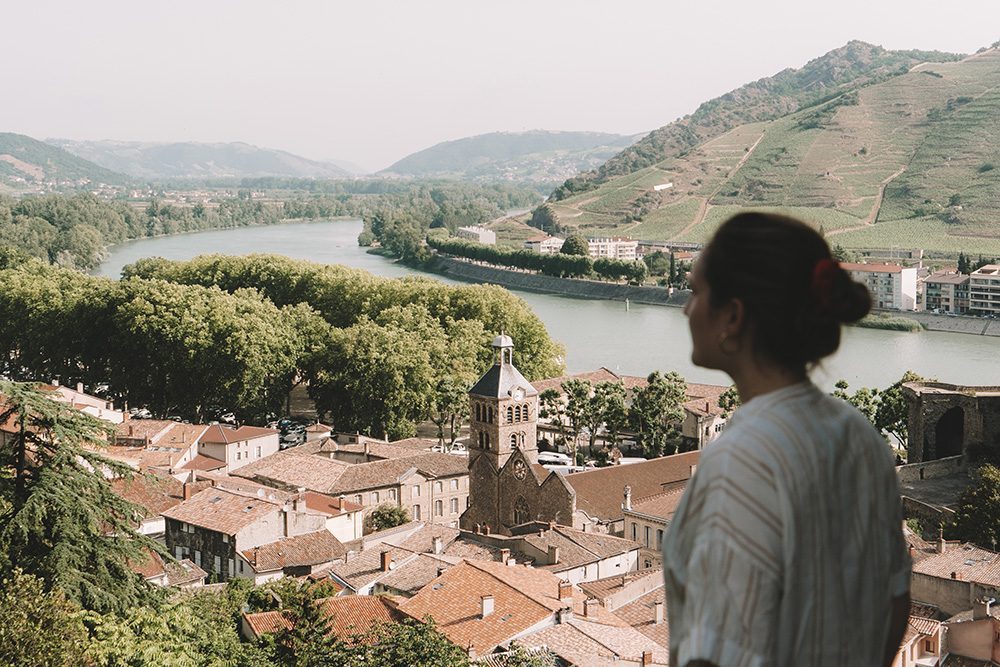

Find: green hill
[47,139,352,180]
[551,41,963,200]
[382,130,637,184]
[0,133,128,191]
[542,45,1000,254]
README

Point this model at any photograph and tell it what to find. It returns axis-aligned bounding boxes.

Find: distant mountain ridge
[552,41,964,199]
[0,133,128,191]
[382,130,638,184]
[48,139,352,180]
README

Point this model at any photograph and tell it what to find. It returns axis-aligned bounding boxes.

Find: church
[459,335,578,535]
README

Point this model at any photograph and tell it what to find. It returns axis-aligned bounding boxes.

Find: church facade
[459,335,576,535]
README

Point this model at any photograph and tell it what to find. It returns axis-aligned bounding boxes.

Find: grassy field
[678,205,868,243]
[830,217,1000,254]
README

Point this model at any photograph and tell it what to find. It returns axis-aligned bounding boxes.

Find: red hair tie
[811,258,840,313]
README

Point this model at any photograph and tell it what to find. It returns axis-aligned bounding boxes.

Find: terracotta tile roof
[165,558,207,587]
[627,487,687,523]
[377,553,455,595]
[387,437,440,450]
[303,491,364,516]
[130,548,168,580]
[329,453,468,494]
[242,595,403,640]
[194,471,293,502]
[200,424,277,444]
[305,423,333,433]
[926,271,969,285]
[393,525,504,562]
[330,441,429,461]
[566,451,700,522]
[907,614,941,637]
[523,526,639,572]
[942,657,993,667]
[159,423,208,447]
[578,570,655,601]
[613,587,669,648]
[101,444,184,470]
[327,546,421,591]
[234,450,351,492]
[910,600,940,620]
[110,472,184,519]
[532,368,623,394]
[162,487,280,535]
[114,419,176,443]
[911,543,1000,586]
[521,616,668,665]
[180,453,227,471]
[396,561,560,654]
[242,530,346,572]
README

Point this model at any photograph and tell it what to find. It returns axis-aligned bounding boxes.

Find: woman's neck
[729,359,807,404]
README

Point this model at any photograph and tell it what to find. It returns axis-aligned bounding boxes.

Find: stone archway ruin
[934,407,965,460]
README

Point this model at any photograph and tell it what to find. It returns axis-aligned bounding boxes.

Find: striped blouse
[662,381,910,667]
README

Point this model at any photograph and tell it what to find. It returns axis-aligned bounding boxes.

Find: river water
[98,220,1000,391]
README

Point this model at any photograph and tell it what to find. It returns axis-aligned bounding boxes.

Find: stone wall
[434,256,688,307]
[897,455,966,483]
[903,383,1000,463]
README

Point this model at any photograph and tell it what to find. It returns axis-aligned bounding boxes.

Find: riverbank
[431,255,688,306]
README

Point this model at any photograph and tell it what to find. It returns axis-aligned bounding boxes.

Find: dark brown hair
[702,212,871,369]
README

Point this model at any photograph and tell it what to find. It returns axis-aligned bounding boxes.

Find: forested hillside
[0,133,128,191]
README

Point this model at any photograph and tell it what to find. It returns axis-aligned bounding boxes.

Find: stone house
[240,529,347,584]
[162,486,332,581]
[939,598,1000,665]
[195,424,279,473]
[910,540,1000,617]
[622,485,687,570]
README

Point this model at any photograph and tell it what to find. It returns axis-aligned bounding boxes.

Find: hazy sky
[3,1,998,171]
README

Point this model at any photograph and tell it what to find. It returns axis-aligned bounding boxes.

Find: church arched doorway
[934,407,964,459]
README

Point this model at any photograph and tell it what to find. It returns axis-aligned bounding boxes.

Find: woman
[662,213,910,667]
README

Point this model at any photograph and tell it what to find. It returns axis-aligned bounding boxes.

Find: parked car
[537,451,572,466]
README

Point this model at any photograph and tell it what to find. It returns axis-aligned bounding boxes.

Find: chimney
[294,487,306,512]
[480,595,494,619]
[483,524,491,536]
[974,597,995,620]
[437,566,446,577]
[705,400,710,412]
[654,600,665,625]
[558,581,573,602]
[548,545,560,565]
[77,382,84,393]
[364,442,371,458]
[344,550,355,563]
[557,606,573,624]
[641,651,653,666]
[951,571,962,580]
[52,378,60,387]
[129,424,135,437]
[380,551,392,572]
[182,482,194,500]
[937,527,947,554]
[432,536,443,555]
[623,485,632,511]
[500,548,511,563]
[583,598,598,618]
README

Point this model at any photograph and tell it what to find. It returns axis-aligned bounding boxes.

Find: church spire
[492,332,514,366]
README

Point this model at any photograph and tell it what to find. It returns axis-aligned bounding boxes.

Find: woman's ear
[724,297,746,338]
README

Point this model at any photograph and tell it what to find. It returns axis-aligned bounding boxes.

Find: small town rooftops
[242,530,346,572]
[522,525,639,572]
[566,450,699,522]
[926,271,970,285]
[912,543,1000,586]
[162,487,280,535]
[840,262,905,274]
[627,487,688,522]
[110,472,184,520]
[200,424,277,444]
[242,596,403,641]
[330,452,468,494]
[234,449,351,492]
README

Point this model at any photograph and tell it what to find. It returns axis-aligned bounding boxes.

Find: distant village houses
[456,225,496,245]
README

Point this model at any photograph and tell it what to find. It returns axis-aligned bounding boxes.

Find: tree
[370,503,410,532]
[717,385,741,418]
[560,234,590,256]
[594,381,628,448]
[958,252,971,275]
[0,380,160,613]
[562,379,595,462]
[348,618,468,667]
[833,380,880,424]
[874,370,925,450]
[538,388,568,451]
[643,251,670,277]
[629,371,687,457]
[0,568,87,667]
[275,592,339,667]
[951,465,1000,551]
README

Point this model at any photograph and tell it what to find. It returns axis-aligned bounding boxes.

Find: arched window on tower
[506,406,513,423]
[475,404,481,422]
[514,405,522,422]
[488,406,494,424]
[484,433,490,447]
[510,434,518,448]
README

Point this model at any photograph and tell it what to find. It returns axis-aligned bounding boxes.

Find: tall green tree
[0,380,159,613]
[717,385,741,418]
[0,568,88,667]
[559,235,590,256]
[874,370,924,450]
[950,464,1000,551]
[562,378,596,462]
[538,388,568,452]
[629,371,687,457]
[833,380,880,424]
[594,381,628,448]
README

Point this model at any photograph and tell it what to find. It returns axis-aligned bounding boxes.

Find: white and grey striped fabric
[662,381,910,667]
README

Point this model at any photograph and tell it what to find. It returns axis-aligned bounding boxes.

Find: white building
[588,237,638,261]
[841,262,918,311]
[524,235,565,254]
[969,264,1000,315]
[456,225,496,245]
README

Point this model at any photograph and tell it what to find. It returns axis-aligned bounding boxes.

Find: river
[98,220,1000,391]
